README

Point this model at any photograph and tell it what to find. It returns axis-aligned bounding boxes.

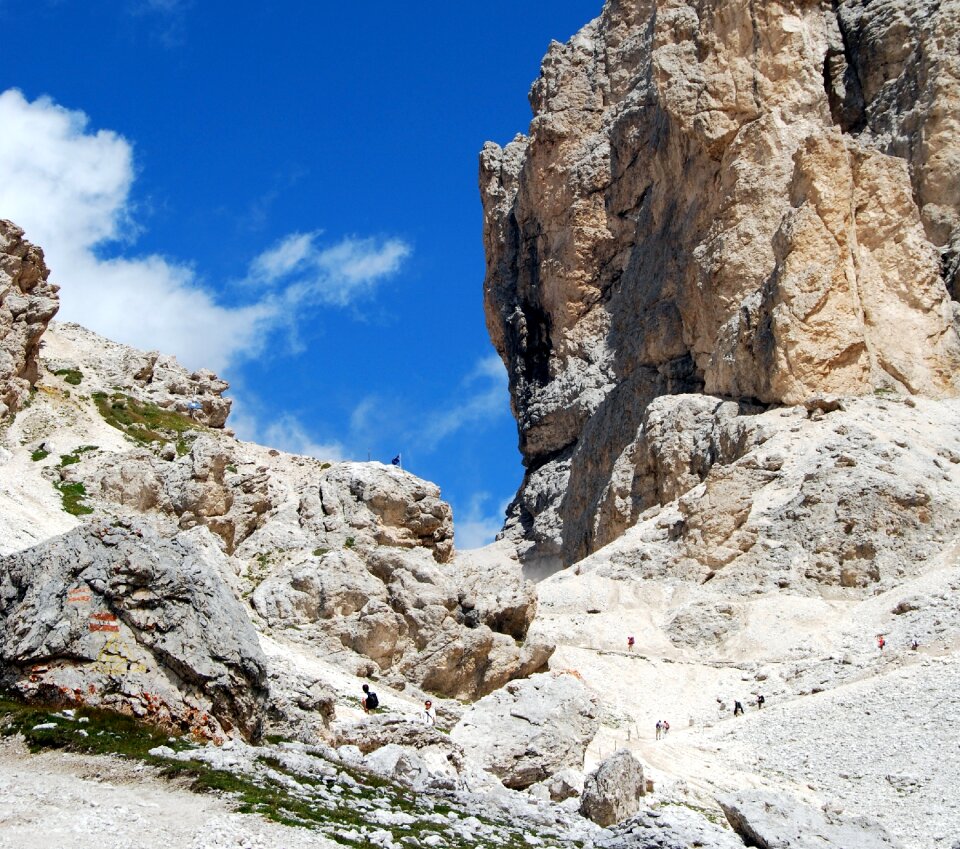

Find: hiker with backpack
[361,683,379,713]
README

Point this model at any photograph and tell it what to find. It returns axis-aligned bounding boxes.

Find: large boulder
[0,220,59,418]
[718,790,903,849]
[332,713,456,755]
[579,749,645,827]
[451,672,599,789]
[253,545,553,700]
[304,462,455,563]
[0,519,268,740]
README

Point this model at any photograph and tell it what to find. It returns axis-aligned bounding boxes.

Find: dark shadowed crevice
[825,0,867,133]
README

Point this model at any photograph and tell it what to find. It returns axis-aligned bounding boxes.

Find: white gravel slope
[0,738,338,849]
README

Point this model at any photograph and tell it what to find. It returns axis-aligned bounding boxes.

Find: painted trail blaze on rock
[88,612,119,632]
[0,519,269,740]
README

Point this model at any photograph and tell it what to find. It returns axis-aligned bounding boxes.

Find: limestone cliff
[481,0,960,572]
[0,220,59,418]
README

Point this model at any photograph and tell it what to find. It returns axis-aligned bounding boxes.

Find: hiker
[733,700,744,716]
[627,635,635,651]
[877,634,886,651]
[662,719,670,736]
[655,720,662,740]
[757,694,765,709]
[361,683,379,713]
[421,699,437,726]
[911,638,920,651]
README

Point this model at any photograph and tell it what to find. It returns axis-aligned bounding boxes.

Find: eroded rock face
[252,545,553,700]
[44,321,232,429]
[482,0,960,570]
[531,396,960,603]
[0,221,59,418]
[304,463,454,564]
[451,672,599,789]
[0,519,268,740]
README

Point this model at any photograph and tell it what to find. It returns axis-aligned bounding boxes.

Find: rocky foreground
[3,0,960,847]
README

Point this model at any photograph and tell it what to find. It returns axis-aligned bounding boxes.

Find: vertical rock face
[481,0,960,572]
[0,220,59,418]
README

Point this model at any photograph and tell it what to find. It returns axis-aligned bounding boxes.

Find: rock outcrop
[300,462,454,564]
[579,749,645,827]
[0,519,268,740]
[451,672,599,789]
[481,0,960,572]
[0,221,59,419]
[3,317,549,703]
[718,790,903,849]
[44,321,232,429]
[252,544,552,700]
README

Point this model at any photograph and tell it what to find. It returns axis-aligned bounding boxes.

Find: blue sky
[0,0,601,547]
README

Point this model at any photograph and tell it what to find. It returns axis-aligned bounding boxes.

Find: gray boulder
[718,790,903,849]
[451,672,599,789]
[0,518,268,740]
[580,749,645,827]
[332,713,457,755]
[601,804,746,849]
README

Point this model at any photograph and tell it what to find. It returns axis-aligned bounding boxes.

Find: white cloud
[0,89,410,373]
[228,397,345,461]
[454,492,509,550]
[251,232,412,308]
[419,354,510,448]
[250,232,318,283]
[261,415,345,461]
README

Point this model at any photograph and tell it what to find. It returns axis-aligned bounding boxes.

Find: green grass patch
[58,445,98,467]
[54,368,83,386]
[55,480,93,516]
[92,392,200,446]
[344,537,355,549]
[30,448,50,462]
[0,694,182,759]
[312,548,329,557]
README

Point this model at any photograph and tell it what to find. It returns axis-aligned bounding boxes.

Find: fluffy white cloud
[228,397,345,461]
[251,230,411,307]
[0,89,410,373]
[260,415,345,461]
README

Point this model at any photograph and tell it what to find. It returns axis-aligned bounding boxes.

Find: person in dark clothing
[361,683,379,713]
[733,700,744,716]
[757,694,765,708]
